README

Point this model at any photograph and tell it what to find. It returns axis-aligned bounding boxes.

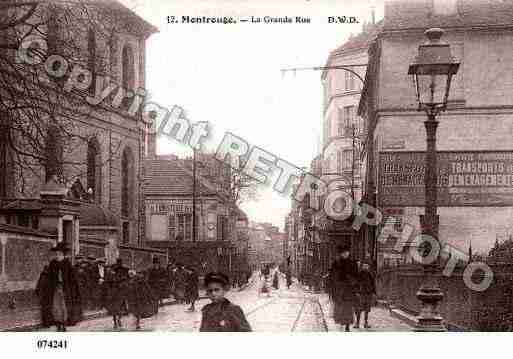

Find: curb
[2,297,182,332]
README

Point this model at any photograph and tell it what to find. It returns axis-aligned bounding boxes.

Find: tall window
[169,213,192,241]
[342,149,353,171]
[344,106,355,135]
[122,222,130,244]
[121,147,134,218]
[345,71,356,91]
[121,44,135,90]
[337,108,344,136]
[217,215,228,240]
[0,115,11,197]
[87,137,101,203]
[87,29,96,94]
[45,125,63,182]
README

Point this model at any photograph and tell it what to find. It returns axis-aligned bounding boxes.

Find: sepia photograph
[1,1,513,352]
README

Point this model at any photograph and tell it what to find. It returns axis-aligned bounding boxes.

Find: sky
[123,0,384,230]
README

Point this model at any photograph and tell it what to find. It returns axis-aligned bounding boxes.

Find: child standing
[200,272,252,332]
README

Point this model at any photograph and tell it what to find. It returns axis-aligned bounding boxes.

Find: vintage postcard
[1,1,512,351]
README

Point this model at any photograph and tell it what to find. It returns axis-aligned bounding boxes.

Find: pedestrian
[147,257,169,306]
[327,244,359,332]
[126,269,157,330]
[272,269,279,290]
[185,266,199,312]
[200,272,252,332]
[92,258,106,309]
[43,242,83,331]
[354,262,376,329]
[173,264,187,303]
[35,264,53,328]
[104,258,129,329]
[75,258,90,310]
[285,268,292,289]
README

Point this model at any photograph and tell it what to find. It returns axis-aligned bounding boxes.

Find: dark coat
[185,270,199,302]
[148,266,169,300]
[357,270,376,295]
[104,265,129,316]
[272,272,279,289]
[356,269,376,313]
[126,275,158,319]
[328,257,358,325]
[200,298,252,332]
[35,265,53,328]
[45,259,83,326]
[286,270,292,286]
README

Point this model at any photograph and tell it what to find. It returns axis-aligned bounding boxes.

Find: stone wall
[378,264,513,331]
[0,227,56,313]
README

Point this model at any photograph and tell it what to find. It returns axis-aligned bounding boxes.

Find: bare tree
[0,0,149,197]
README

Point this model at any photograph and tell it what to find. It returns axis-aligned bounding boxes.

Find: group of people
[35,244,203,331]
[326,244,376,331]
[259,264,284,295]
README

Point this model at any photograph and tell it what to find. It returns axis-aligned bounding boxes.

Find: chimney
[371,5,376,25]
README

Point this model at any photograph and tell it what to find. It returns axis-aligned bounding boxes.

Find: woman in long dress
[43,242,83,331]
[328,244,359,332]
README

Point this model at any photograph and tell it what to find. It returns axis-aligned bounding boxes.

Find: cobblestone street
[44,275,410,332]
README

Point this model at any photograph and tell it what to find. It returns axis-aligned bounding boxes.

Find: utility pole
[351,124,356,201]
[192,148,197,242]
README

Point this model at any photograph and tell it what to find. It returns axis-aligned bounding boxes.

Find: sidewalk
[1,296,186,332]
[316,293,412,332]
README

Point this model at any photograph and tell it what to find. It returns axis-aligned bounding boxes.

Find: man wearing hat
[147,257,169,306]
[43,242,83,331]
[327,244,358,332]
[199,272,251,332]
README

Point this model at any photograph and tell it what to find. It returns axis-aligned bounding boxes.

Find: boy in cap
[199,272,252,332]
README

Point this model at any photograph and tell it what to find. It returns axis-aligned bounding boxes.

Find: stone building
[0,1,168,320]
[143,153,247,276]
[359,0,513,261]
[0,0,158,247]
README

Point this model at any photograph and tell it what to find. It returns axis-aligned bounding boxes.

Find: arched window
[87,137,101,203]
[121,44,135,90]
[121,146,134,218]
[0,115,12,198]
[44,124,63,182]
[87,29,96,94]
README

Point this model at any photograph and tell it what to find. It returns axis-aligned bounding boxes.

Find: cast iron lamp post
[408,28,460,331]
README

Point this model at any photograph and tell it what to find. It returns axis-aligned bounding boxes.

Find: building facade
[359,0,513,266]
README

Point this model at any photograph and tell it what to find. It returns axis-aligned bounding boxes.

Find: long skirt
[333,298,354,325]
[51,285,68,324]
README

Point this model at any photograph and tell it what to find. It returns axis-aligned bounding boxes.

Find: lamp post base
[414,268,446,332]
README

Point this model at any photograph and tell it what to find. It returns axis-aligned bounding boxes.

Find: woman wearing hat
[199,272,252,332]
[327,244,359,332]
[44,242,83,331]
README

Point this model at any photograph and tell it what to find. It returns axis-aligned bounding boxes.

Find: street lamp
[408,28,459,332]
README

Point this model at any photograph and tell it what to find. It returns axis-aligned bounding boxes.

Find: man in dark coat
[105,258,129,329]
[147,257,169,306]
[126,269,157,330]
[173,264,187,303]
[328,244,358,331]
[43,242,83,331]
[285,268,293,289]
[185,266,199,312]
[355,262,376,329]
[200,272,252,332]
